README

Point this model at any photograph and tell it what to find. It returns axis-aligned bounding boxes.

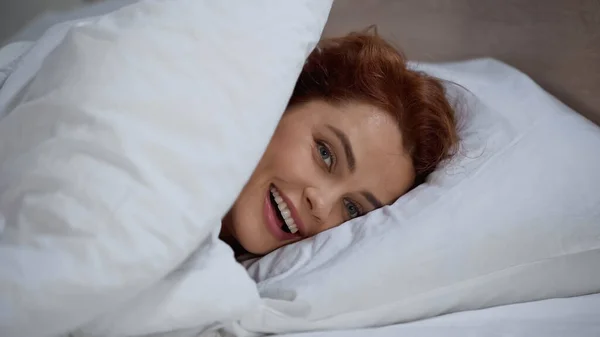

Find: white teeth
[270,186,299,234]
[286,219,298,233]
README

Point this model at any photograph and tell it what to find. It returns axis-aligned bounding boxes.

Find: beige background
[324,0,600,126]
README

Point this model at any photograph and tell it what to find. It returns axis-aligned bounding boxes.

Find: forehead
[296,100,415,204]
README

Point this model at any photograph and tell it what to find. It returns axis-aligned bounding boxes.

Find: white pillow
[0,1,332,336]
[238,59,600,334]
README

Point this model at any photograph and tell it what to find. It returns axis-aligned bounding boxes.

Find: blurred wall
[324,0,600,125]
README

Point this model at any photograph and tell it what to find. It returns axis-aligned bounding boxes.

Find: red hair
[289,31,458,185]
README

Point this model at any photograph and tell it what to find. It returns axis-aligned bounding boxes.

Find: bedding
[0,1,332,336]
[276,293,600,337]
[5,0,138,44]
[236,58,600,334]
[0,41,34,118]
[0,41,32,90]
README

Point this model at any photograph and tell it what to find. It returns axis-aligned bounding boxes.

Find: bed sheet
[275,294,600,337]
[6,0,138,44]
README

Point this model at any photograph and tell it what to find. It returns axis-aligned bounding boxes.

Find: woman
[221,31,458,256]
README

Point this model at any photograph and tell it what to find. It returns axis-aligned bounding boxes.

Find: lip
[263,184,305,242]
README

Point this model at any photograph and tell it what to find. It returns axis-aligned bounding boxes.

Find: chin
[231,218,275,256]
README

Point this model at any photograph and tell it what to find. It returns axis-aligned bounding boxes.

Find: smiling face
[222,100,416,255]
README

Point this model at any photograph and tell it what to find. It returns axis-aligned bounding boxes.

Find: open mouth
[269,185,299,234]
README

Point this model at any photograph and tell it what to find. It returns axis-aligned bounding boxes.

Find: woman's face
[223,100,415,255]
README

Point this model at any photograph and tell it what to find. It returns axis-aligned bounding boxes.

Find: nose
[303,186,336,232]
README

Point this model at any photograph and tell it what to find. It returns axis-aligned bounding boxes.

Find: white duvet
[0,1,332,336]
[278,294,600,337]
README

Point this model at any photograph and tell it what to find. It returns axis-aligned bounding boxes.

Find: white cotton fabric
[0,41,33,92]
[239,59,600,335]
[276,293,600,337]
[0,1,332,336]
[4,0,138,44]
[0,41,34,119]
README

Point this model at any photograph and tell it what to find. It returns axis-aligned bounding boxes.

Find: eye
[343,198,362,219]
[316,141,334,170]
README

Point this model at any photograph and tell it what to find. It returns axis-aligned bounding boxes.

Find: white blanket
[0,1,332,336]
[277,294,600,337]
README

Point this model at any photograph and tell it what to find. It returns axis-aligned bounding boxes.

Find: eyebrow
[325,125,383,209]
[361,191,384,209]
[326,124,356,172]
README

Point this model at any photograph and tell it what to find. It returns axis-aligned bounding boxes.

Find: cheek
[264,127,316,182]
